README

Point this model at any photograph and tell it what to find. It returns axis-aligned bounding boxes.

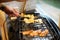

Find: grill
[9,12,60,40]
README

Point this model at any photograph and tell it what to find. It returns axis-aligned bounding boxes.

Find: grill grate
[9,13,60,40]
[18,17,54,40]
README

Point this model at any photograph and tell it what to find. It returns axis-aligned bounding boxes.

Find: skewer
[21,0,26,13]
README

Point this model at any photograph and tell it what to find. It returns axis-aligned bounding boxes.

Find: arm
[0,4,19,17]
[0,0,26,3]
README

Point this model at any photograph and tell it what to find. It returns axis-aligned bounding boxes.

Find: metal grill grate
[18,16,54,40]
[9,13,60,40]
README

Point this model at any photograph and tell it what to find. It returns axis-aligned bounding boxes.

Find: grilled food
[24,18,30,23]
[24,14,31,18]
[36,29,41,34]
[30,15,34,19]
[20,13,24,17]
[35,19,43,24]
[21,29,49,37]
[44,29,49,35]
[39,29,49,37]
[29,18,34,23]
[22,30,33,35]
[24,18,34,23]
[39,30,46,37]
[20,13,43,24]
[29,31,38,37]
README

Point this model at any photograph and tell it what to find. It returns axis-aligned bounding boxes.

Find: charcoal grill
[8,12,60,40]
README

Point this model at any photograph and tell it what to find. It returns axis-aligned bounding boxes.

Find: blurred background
[36,0,60,27]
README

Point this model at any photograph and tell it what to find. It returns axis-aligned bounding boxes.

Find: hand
[3,5,19,17]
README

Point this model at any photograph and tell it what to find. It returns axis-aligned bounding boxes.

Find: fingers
[4,6,19,17]
[13,8,19,16]
[13,8,19,13]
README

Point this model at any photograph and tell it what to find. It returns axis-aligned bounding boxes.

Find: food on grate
[22,30,33,35]
[29,18,34,23]
[38,19,43,23]
[21,29,49,37]
[36,29,41,34]
[23,16,43,24]
[24,14,31,18]
[23,18,34,23]
[29,31,38,37]
[34,20,38,22]
[11,17,17,20]
[24,14,34,19]
[39,29,49,37]
[29,30,41,37]
[30,15,34,19]
[24,18,30,23]
[39,30,46,37]
[20,13,34,18]
[20,13,24,17]
[20,13,43,24]
[45,29,49,34]
[35,19,43,23]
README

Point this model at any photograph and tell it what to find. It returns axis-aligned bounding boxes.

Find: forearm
[0,3,19,17]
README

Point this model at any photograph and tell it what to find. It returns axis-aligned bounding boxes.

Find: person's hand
[2,5,19,17]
